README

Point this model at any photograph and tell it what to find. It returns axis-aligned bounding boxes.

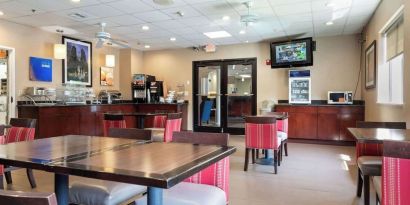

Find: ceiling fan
[95,22,129,49]
[240,1,259,27]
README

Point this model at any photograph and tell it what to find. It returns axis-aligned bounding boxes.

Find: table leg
[138,117,145,129]
[55,174,69,205]
[147,187,163,205]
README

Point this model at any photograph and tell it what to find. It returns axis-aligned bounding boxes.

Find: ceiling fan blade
[110,38,130,48]
[96,39,104,48]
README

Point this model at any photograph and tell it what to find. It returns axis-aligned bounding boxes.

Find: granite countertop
[17,101,188,107]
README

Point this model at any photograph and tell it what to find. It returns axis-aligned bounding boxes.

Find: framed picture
[62,36,92,87]
[29,57,52,82]
[100,66,114,86]
[365,40,376,89]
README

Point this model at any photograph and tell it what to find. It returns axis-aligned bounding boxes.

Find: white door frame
[0,45,16,120]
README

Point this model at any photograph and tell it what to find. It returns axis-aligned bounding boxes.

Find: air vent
[68,12,89,20]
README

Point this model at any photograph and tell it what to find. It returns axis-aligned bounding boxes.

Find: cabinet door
[292,112,318,139]
[39,107,81,138]
[317,114,340,140]
[340,113,364,141]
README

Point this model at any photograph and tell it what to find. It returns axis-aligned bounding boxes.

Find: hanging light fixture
[105,54,115,67]
[53,29,66,59]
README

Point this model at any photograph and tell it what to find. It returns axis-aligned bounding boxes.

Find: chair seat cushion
[357,156,382,176]
[70,179,146,205]
[278,131,287,140]
[135,182,226,205]
[372,176,382,198]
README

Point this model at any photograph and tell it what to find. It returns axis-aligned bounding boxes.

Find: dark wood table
[109,112,167,129]
[0,135,236,205]
[348,128,410,143]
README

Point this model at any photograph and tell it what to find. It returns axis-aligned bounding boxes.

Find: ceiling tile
[80,4,123,18]
[273,2,312,16]
[105,15,145,26]
[178,16,212,27]
[190,0,236,15]
[151,19,187,30]
[0,1,46,19]
[134,10,172,22]
[269,0,311,6]
[140,0,187,9]
[105,0,155,13]
[160,5,202,18]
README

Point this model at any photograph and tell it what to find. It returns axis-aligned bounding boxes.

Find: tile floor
[4,135,376,205]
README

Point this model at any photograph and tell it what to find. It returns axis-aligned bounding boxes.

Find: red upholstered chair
[152,113,182,142]
[0,118,37,188]
[136,131,230,205]
[373,140,410,205]
[152,115,167,128]
[244,116,281,174]
[103,114,126,137]
[355,121,406,205]
[264,112,289,159]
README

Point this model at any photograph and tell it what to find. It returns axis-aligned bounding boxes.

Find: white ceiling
[0,0,380,50]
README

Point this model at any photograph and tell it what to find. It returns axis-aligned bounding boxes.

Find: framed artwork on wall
[29,57,52,82]
[100,66,114,86]
[365,40,376,89]
[62,36,92,87]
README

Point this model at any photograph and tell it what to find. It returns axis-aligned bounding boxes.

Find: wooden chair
[373,140,410,205]
[136,131,230,205]
[1,118,37,189]
[102,114,126,136]
[355,121,406,205]
[245,116,281,174]
[108,128,152,141]
[0,190,57,205]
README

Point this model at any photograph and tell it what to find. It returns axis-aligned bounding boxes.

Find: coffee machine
[148,81,163,103]
[132,74,155,103]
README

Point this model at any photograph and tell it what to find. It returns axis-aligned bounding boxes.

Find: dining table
[0,135,236,205]
[108,112,167,129]
[348,127,410,143]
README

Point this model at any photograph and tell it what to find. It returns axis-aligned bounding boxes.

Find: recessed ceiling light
[245,40,249,43]
[325,2,336,7]
[222,16,230,21]
[239,30,246,34]
[144,45,151,49]
[0,11,4,16]
[170,37,176,41]
[203,31,232,39]
[326,21,334,26]
[142,25,150,30]
[71,0,81,2]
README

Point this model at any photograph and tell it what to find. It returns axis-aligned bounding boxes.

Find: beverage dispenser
[148,81,163,103]
[132,74,155,103]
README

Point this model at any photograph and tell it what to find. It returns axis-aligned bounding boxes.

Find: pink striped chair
[135,131,229,205]
[103,114,126,137]
[152,113,182,142]
[373,140,410,205]
[245,116,281,174]
[152,115,167,128]
[264,112,289,160]
[355,121,406,205]
[0,118,37,188]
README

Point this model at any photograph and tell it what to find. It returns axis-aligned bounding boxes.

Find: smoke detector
[153,0,174,5]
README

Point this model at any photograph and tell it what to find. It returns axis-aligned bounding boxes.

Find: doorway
[193,58,257,134]
[0,46,16,124]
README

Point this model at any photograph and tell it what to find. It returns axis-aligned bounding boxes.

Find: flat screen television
[270,37,313,68]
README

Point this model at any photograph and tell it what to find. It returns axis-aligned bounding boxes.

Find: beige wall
[119,48,144,100]
[0,19,121,101]
[361,0,409,124]
[142,35,362,129]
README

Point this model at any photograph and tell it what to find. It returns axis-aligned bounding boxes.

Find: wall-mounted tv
[270,37,314,68]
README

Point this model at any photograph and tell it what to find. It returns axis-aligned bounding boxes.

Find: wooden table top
[0,135,236,188]
[261,113,288,120]
[348,128,410,143]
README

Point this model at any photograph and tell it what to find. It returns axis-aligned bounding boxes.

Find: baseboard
[288,139,355,146]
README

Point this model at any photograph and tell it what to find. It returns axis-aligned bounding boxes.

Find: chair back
[108,128,152,141]
[263,112,289,133]
[245,116,279,150]
[152,115,167,128]
[173,131,228,146]
[382,140,410,205]
[0,190,57,205]
[103,114,126,137]
[163,113,182,142]
[355,121,406,158]
[172,132,230,203]
[5,118,36,144]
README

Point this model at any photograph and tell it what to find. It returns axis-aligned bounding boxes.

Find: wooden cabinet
[18,103,188,138]
[275,104,364,142]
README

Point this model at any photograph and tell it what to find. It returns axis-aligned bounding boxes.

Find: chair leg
[278,148,281,166]
[363,175,370,205]
[264,149,268,159]
[244,148,250,171]
[4,171,12,185]
[26,169,37,188]
[273,150,278,174]
[356,168,363,197]
[376,193,380,205]
[251,149,255,164]
[0,175,3,189]
[256,149,259,159]
[284,140,288,156]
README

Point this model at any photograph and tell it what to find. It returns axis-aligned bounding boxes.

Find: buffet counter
[18,102,188,138]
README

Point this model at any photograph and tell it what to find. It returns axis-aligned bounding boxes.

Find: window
[377,7,404,105]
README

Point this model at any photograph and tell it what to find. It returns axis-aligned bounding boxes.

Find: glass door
[193,58,257,134]
[193,62,223,132]
[0,50,8,125]
[224,60,256,134]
